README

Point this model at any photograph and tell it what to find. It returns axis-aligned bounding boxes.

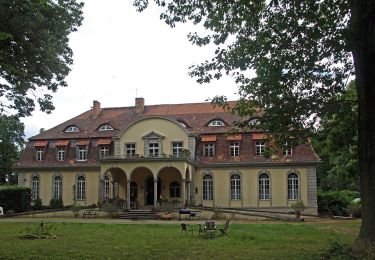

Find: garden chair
[204,221,216,239]
[218,219,230,237]
[180,223,193,234]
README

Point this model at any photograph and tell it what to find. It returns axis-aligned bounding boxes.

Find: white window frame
[172,142,183,157]
[283,143,293,156]
[288,173,299,200]
[230,174,241,200]
[98,124,114,131]
[65,126,80,132]
[202,174,213,200]
[100,146,110,158]
[77,146,88,161]
[255,141,266,156]
[259,173,270,200]
[57,147,65,161]
[208,120,225,126]
[54,176,62,199]
[125,143,136,157]
[230,142,240,157]
[32,176,40,200]
[36,148,44,161]
[204,143,215,157]
[76,176,86,200]
[148,142,159,157]
[104,175,110,199]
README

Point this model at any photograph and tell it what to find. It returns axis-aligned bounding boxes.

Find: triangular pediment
[142,131,165,140]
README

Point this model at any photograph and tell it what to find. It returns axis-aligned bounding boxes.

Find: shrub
[290,200,306,218]
[347,201,361,218]
[49,198,64,209]
[0,185,31,212]
[33,198,43,210]
[320,239,358,259]
[102,204,119,218]
[318,190,360,216]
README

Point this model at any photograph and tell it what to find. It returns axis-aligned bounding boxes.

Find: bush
[347,201,361,218]
[320,239,358,259]
[0,185,31,212]
[49,198,64,209]
[102,204,119,218]
[318,190,360,216]
[33,198,43,210]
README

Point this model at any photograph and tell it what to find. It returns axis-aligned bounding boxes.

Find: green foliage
[49,198,63,209]
[71,204,81,213]
[290,200,306,213]
[0,0,84,116]
[318,190,360,216]
[0,115,25,184]
[19,222,57,240]
[102,204,119,218]
[133,0,353,146]
[320,239,358,260]
[313,83,359,191]
[33,198,43,210]
[0,185,31,212]
[347,202,361,218]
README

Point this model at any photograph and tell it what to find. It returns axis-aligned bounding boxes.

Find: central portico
[99,115,196,209]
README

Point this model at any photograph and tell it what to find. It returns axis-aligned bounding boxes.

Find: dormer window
[249,118,261,127]
[65,125,80,133]
[98,124,114,131]
[208,120,225,127]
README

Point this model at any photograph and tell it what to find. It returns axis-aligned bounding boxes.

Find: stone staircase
[118,209,159,220]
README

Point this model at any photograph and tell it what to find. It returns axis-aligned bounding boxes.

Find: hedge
[318,190,360,216]
[0,185,31,213]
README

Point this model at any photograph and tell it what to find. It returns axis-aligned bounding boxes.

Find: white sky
[21,0,239,139]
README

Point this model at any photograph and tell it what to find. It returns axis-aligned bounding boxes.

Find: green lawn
[0,220,360,259]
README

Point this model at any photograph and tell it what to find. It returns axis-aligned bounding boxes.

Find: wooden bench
[83,209,99,218]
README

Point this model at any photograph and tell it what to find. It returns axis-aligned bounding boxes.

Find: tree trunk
[351,1,375,245]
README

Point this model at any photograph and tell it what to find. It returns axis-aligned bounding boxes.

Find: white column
[153,178,158,207]
[182,179,186,206]
[186,180,190,205]
[126,180,131,210]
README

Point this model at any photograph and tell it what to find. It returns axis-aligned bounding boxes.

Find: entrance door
[145,177,161,205]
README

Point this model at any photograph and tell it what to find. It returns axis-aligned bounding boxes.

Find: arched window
[230,173,241,200]
[208,120,225,126]
[64,125,80,133]
[288,173,299,200]
[169,181,180,198]
[104,175,110,199]
[76,176,86,200]
[99,124,114,131]
[202,174,213,200]
[259,173,270,200]
[32,176,40,200]
[53,176,62,199]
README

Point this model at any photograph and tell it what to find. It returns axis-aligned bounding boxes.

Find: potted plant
[72,205,81,218]
[291,200,305,219]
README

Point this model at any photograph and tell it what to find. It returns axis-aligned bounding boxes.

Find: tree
[0,0,84,117]
[0,115,25,184]
[313,82,358,191]
[133,0,375,245]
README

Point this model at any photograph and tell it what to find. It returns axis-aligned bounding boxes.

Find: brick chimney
[92,100,101,118]
[135,98,144,113]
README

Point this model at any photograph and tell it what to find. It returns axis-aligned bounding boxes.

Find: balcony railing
[101,153,191,161]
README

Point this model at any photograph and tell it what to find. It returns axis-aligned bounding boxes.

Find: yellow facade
[18,109,318,215]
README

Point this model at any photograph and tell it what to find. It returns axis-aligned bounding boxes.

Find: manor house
[17,98,319,214]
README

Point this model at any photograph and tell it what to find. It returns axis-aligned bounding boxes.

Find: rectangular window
[230,142,240,157]
[172,142,183,157]
[57,147,65,161]
[100,146,110,158]
[35,148,44,161]
[77,146,88,161]
[148,143,159,157]
[125,143,136,157]
[255,141,266,156]
[283,143,293,156]
[204,143,215,157]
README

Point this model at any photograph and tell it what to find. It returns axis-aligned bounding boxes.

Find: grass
[0,220,360,259]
